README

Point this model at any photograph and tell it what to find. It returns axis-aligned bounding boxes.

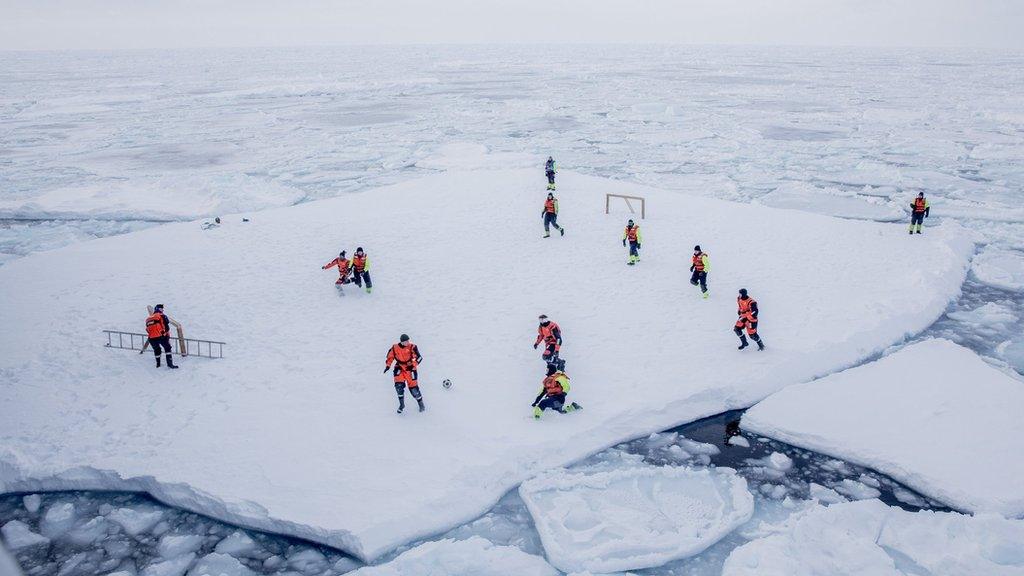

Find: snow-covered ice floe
[743,339,1024,517]
[971,246,1024,291]
[347,537,557,575]
[722,499,1024,576]
[519,465,753,574]
[753,182,906,222]
[0,168,973,561]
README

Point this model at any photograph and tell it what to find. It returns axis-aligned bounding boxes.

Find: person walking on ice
[351,247,373,294]
[532,363,581,419]
[690,245,711,299]
[542,192,564,238]
[909,192,930,235]
[144,304,178,369]
[322,250,352,288]
[545,156,557,190]
[534,314,564,369]
[623,219,642,265]
[734,288,765,351]
[385,334,425,413]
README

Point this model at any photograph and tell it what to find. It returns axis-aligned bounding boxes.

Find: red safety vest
[625,226,639,242]
[145,312,166,338]
[913,197,927,213]
[692,252,707,272]
[737,297,757,321]
[544,198,556,214]
[543,373,567,396]
[352,255,367,273]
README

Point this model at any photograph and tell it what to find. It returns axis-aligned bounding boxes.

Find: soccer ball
[442,378,452,389]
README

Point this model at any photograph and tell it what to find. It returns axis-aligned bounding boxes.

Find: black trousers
[352,270,373,288]
[148,335,171,357]
[690,270,708,292]
[546,171,555,184]
[538,393,566,412]
[911,212,925,226]
[544,212,561,232]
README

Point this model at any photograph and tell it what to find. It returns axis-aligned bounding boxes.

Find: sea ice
[187,553,254,576]
[1,520,50,551]
[141,553,196,576]
[0,169,973,560]
[833,479,882,501]
[946,302,1017,326]
[971,247,1024,291]
[107,507,165,537]
[519,465,754,573]
[40,502,77,538]
[722,499,1024,576]
[157,534,206,559]
[214,531,260,558]
[743,339,1024,516]
[347,537,558,576]
[754,182,905,222]
[65,516,110,547]
[21,495,40,514]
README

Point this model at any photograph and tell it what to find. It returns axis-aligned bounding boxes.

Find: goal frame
[605,193,646,219]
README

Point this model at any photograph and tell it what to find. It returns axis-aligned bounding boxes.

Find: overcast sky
[2,0,1023,51]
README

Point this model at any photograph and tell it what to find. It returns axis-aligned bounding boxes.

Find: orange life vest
[692,252,706,272]
[913,197,927,213]
[544,198,556,214]
[737,296,757,321]
[145,312,167,338]
[387,342,419,368]
[625,226,638,242]
[543,374,566,396]
[538,321,560,345]
[324,257,351,278]
[352,255,367,273]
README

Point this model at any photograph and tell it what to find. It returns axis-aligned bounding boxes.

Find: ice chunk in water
[971,247,1024,291]
[833,479,882,501]
[519,465,754,574]
[108,507,165,537]
[187,553,255,576]
[214,531,260,558]
[2,520,50,551]
[347,537,557,576]
[158,535,205,559]
[141,552,196,576]
[65,516,109,547]
[286,547,328,574]
[40,502,77,538]
[22,494,41,514]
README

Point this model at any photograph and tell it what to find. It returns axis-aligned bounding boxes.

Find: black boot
[737,335,749,350]
[418,399,426,412]
[166,354,178,369]
[397,397,405,414]
[155,355,161,368]
[754,336,765,351]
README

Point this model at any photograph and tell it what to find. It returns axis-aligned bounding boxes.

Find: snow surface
[753,182,905,222]
[972,247,1024,291]
[347,537,557,576]
[743,339,1024,516]
[722,499,1024,576]
[519,465,753,573]
[0,168,973,561]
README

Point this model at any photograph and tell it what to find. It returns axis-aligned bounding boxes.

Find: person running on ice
[734,288,765,351]
[690,245,711,299]
[385,334,425,413]
[909,192,930,235]
[351,247,373,294]
[144,304,178,369]
[534,314,564,369]
[541,192,565,238]
[545,156,557,190]
[623,219,642,265]
[322,250,352,287]
[532,363,581,419]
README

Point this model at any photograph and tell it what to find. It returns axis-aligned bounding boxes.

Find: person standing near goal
[541,192,565,238]
[145,304,178,369]
[622,219,642,265]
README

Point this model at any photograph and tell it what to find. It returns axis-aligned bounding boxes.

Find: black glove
[383,366,390,374]
[689,265,695,272]
[636,244,641,250]
[533,342,539,350]
[925,208,930,217]
[622,239,626,247]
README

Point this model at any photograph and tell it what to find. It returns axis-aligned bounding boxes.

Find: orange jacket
[625,226,639,242]
[534,321,562,347]
[323,257,351,278]
[145,312,168,338]
[692,252,707,272]
[913,197,928,213]
[386,342,422,369]
[543,373,567,396]
[352,254,368,273]
[737,296,759,321]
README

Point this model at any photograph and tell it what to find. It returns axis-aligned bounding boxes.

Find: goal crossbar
[605,193,646,219]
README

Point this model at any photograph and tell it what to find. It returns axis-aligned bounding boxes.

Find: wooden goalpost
[605,193,646,219]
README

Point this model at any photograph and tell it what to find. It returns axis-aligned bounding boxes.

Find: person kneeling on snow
[532,363,580,419]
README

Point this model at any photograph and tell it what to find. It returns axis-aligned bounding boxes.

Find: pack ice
[743,338,1024,516]
[0,168,972,562]
[722,499,1024,576]
[519,465,753,573]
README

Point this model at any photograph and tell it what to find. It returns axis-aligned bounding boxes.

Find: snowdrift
[519,466,753,573]
[722,499,1024,576]
[743,339,1024,516]
[0,168,972,562]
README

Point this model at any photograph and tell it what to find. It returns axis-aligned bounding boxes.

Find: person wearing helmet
[690,245,711,299]
[545,156,557,190]
[144,304,178,369]
[533,314,565,370]
[351,247,372,294]
[532,363,581,419]
[909,192,930,235]
[385,334,425,413]
[322,250,352,288]
[541,192,565,238]
[623,219,642,265]
[734,289,765,351]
